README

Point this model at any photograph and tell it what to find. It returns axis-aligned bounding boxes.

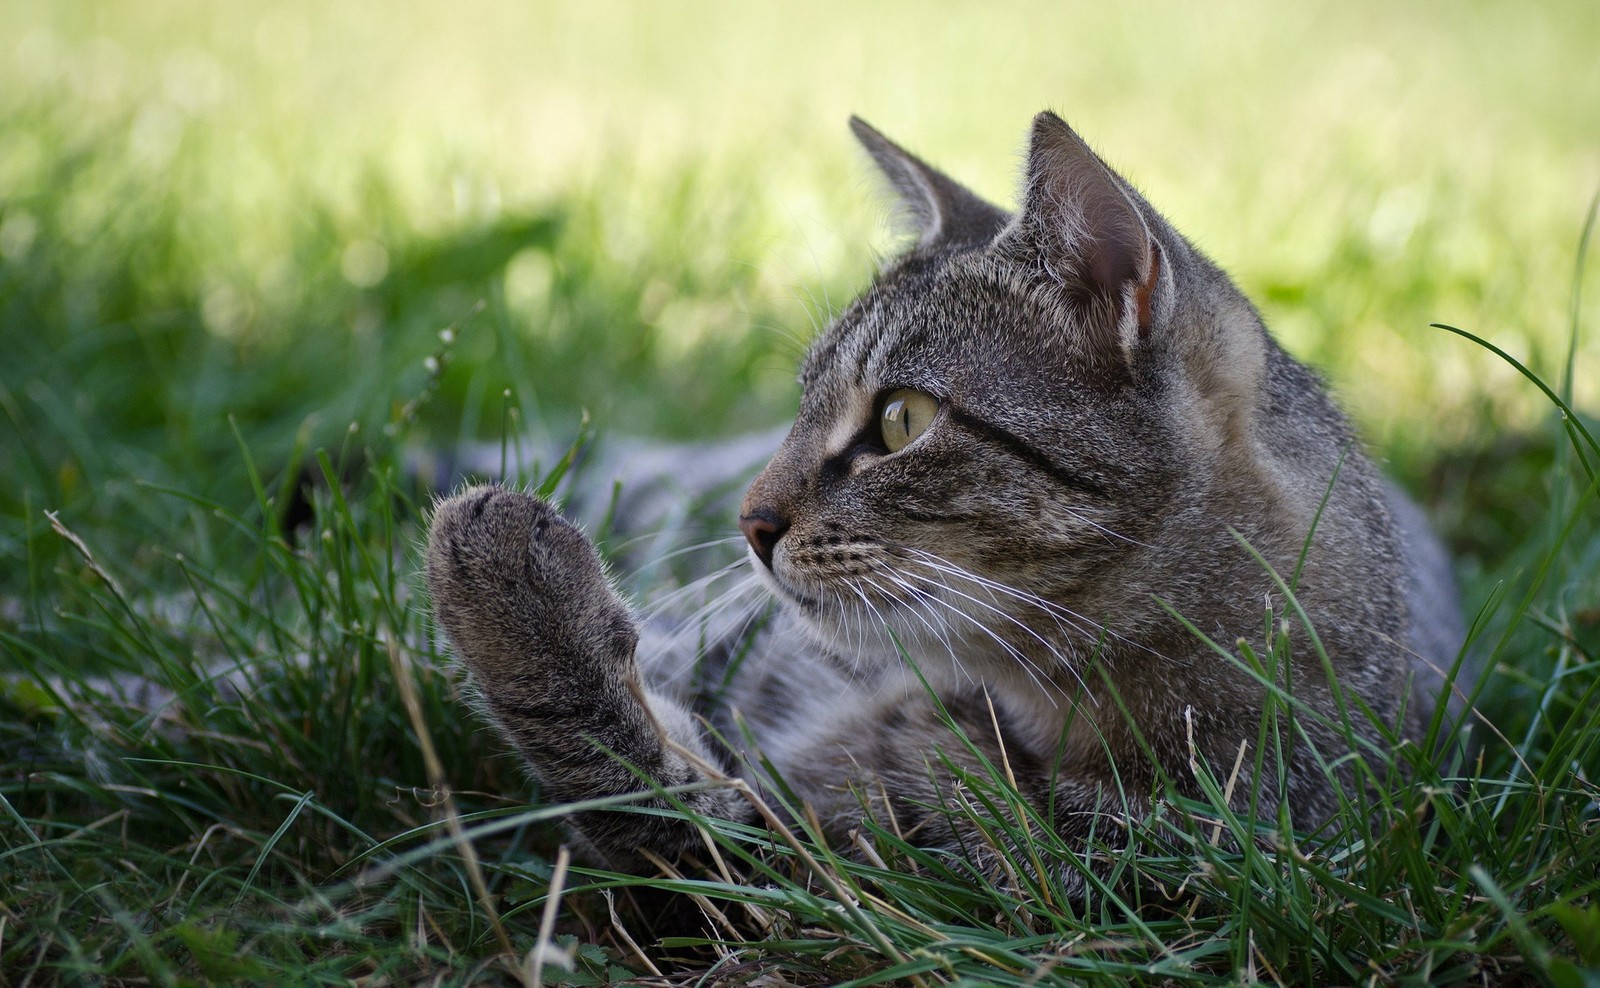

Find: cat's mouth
[746,550,826,614]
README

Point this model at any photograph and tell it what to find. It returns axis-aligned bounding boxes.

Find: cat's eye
[879,389,939,453]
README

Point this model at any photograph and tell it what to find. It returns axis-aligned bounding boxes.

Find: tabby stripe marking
[901,507,979,524]
[947,407,1105,496]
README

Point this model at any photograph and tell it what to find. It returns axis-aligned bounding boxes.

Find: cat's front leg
[425,485,747,866]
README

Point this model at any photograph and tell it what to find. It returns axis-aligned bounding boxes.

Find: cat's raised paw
[424,485,638,686]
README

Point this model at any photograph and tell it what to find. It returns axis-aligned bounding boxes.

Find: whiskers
[779,539,1090,702]
[803,543,1170,704]
[631,534,748,578]
[634,545,772,689]
[866,559,1082,703]
[1058,505,1157,550]
[903,547,1165,661]
[849,571,986,691]
[637,552,751,624]
[633,526,1160,707]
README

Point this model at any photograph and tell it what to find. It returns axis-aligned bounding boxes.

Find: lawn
[1,1,1597,983]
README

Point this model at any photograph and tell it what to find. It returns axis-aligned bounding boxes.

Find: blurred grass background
[4,0,1597,599]
[5,0,1597,437]
[2,2,1598,981]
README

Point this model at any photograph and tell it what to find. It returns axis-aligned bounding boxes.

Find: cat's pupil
[879,389,938,453]
[887,400,910,435]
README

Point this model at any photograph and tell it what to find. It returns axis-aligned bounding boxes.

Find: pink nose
[738,511,788,568]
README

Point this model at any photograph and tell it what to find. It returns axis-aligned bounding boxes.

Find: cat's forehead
[799,250,1079,397]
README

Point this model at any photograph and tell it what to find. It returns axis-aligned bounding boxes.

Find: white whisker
[1055,505,1157,550]
[638,557,751,622]
[862,570,983,692]
[648,573,765,666]
[639,534,747,566]
[884,566,1070,701]
[902,548,1165,663]
[851,575,979,691]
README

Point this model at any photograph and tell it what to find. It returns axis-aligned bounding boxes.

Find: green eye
[879,389,939,453]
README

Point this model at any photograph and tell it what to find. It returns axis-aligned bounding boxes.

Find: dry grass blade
[386,636,518,968]
[527,846,574,987]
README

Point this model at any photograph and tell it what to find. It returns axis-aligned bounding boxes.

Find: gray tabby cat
[424,112,1464,882]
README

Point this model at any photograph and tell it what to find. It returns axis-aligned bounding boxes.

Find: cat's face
[739,115,1266,684]
[745,258,1173,674]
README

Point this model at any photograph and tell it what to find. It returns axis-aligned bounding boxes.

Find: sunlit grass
[1,0,1597,983]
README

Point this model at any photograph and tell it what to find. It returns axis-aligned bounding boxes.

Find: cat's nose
[738,510,789,569]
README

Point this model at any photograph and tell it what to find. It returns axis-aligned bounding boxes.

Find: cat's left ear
[850,116,1010,250]
[994,111,1165,351]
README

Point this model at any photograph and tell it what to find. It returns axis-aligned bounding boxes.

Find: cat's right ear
[850,116,1009,251]
[994,111,1165,356]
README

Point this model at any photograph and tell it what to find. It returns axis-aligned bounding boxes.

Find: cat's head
[739,112,1275,684]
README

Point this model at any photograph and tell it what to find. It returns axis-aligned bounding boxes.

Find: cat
[424,111,1466,886]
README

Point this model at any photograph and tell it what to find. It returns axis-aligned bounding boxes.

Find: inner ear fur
[998,112,1265,443]
[849,115,1010,251]
[995,111,1163,350]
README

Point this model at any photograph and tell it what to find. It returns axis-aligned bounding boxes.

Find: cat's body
[425,112,1465,882]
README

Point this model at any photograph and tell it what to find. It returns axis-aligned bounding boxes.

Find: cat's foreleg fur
[425,485,749,865]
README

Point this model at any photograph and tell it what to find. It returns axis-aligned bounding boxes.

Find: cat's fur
[425,112,1465,882]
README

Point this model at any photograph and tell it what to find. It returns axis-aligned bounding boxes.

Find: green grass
[2,1,1598,983]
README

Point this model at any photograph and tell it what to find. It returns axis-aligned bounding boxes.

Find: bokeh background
[4,1,1596,450]
[6,1,1598,601]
